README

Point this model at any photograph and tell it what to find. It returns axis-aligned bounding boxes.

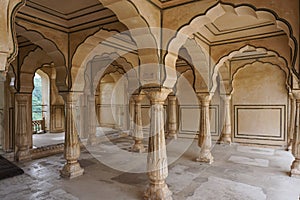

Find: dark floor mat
[0,155,24,180]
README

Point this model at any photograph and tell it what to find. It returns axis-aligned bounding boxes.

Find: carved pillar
[144,87,172,200]
[129,97,135,135]
[219,94,232,144]
[87,95,97,145]
[288,93,296,151]
[15,93,32,161]
[60,93,84,179]
[196,93,213,164]
[291,90,300,177]
[0,73,5,149]
[167,95,177,139]
[131,94,145,153]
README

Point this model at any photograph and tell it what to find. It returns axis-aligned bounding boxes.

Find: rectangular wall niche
[234,105,286,143]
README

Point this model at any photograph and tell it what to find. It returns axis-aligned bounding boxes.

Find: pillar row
[196,93,213,164]
[60,93,84,179]
[143,87,172,200]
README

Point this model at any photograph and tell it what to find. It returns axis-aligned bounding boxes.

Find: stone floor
[1,137,300,200]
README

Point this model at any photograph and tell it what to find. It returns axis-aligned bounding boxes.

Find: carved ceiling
[16,0,118,32]
[194,9,285,45]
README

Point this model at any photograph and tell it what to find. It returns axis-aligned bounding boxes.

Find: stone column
[219,94,232,144]
[144,87,172,200]
[129,97,135,135]
[60,93,84,179]
[0,72,5,149]
[15,93,32,161]
[131,94,145,153]
[167,95,178,139]
[87,95,97,145]
[288,93,296,151]
[291,90,300,177]
[196,93,213,164]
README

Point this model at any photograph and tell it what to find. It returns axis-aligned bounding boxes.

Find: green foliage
[32,74,42,120]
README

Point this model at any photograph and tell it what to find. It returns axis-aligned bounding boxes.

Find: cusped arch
[165,2,298,88]
[211,45,290,94]
[16,24,67,91]
[72,28,139,92]
[19,48,52,93]
[231,61,290,93]
[98,0,159,64]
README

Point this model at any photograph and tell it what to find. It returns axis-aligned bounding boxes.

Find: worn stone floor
[1,138,300,200]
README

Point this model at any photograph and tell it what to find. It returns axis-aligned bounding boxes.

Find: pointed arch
[211,45,290,94]
[165,2,298,88]
[16,24,68,91]
[19,48,52,93]
[71,28,139,92]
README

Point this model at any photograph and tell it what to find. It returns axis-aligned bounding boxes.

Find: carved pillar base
[219,134,232,145]
[166,131,178,139]
[196,150,214,164]
[144,181,172,200]
[60,160,84,179]
[290,159,300,177]
[287,139,293,151]
[132,139,145,153]
[87,136,97,146]
[16,148,31,162]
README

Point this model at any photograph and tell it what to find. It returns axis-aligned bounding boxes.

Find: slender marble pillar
[87,95,97,145]
[0,73,5,150]
[219,94,232,144]
[167,95,178,139]
[60,93,84,179]
[288,93,296,151]
[132,94,145,153]
[15,93,32,161]
[291,90,300,177]
[144,87,172,200]
[196,93,213,164]
[129,97,135,135]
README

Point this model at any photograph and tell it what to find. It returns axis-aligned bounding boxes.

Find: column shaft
[60,93,84,179]
[167,95,177,139]
[288,94,296,151]
[132,94,145,152]
[196,94,213,164]
[144,87,172,200]
[219,95,232,144]
[15,93,31,161]
[87,95,97,145]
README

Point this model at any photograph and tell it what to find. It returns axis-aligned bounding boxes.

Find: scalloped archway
[16,24,68,91]
[165,3,298,88]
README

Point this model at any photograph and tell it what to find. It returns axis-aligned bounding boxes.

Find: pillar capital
[132,93,145,103]
[143,87,172,104]
[0,71,6,82]
[197,93,212,106]
[292,90,300,101]
[221,94,232,102]
[60,92,82,104]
